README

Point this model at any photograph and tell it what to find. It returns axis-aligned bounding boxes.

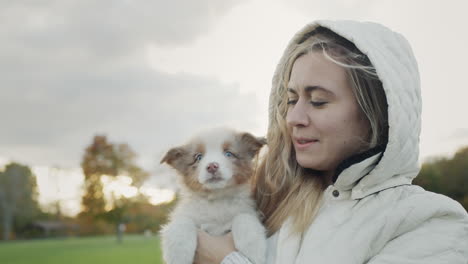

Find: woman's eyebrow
[304,85,330,94]
[287,88,297,94]
[287,86,334,95]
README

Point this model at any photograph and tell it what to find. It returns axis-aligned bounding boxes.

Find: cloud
[0,0,249,78]
[281,0,377,19]
[0,0,259,170]
[1,64,260,167]
[0,0,246,47]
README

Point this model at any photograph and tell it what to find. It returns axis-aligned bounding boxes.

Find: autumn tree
[0,163,41,240]
[80,135,149,224]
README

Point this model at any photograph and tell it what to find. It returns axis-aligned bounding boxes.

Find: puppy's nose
[206,162,219,173]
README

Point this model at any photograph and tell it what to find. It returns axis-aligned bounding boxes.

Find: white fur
[193,128,237,190]
[161,128,267,264]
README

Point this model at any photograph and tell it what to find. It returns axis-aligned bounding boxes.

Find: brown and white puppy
[160,127,267,264]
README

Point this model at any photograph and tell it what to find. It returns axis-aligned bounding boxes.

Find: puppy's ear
[160,147,185,166]
[238,132,267,158]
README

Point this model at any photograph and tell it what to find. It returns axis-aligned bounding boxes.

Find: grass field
[0,235,163,264]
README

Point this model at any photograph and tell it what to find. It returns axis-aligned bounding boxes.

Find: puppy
[160,127,267,264]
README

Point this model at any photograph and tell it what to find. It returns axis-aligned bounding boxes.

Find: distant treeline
[414,146,468,211]
[0,159,177,240]
[0,134,177,240]
[1,143,467,240]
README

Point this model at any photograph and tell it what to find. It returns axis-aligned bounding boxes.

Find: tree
[415,146,468,210]
[0,163,40,240]
[80,135,113,217]
[79,135,150,234]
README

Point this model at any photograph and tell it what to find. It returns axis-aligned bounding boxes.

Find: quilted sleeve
[221,251,254,264]
[367,193,468,264]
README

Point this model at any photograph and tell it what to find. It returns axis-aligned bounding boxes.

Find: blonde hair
[253,26,388,236]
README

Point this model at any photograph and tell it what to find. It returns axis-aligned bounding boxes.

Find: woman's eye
[224,151,233,158]
[311,101,327,107]
[287,99,297,105]
[194,153,203,162]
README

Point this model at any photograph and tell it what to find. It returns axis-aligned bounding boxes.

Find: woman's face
[286,51,369,176]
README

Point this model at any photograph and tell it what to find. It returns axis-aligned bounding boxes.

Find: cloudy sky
[1,0,468,213]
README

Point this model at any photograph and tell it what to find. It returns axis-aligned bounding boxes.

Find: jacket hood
[269,20,422,199]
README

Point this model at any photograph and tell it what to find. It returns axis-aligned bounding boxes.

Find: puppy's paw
[231,214,267,264]
[160,217,197,264]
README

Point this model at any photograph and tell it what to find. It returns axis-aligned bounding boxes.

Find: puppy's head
[160,128,266,192]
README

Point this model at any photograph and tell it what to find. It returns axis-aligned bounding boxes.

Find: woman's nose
[286,100,309,127]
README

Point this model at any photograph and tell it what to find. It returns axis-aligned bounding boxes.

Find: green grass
[0,235,163,264]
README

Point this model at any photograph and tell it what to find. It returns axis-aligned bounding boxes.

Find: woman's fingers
[194,230,236,264]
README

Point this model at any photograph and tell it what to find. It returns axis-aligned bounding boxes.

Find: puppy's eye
[224,151,234,158]
[194,153,203,162]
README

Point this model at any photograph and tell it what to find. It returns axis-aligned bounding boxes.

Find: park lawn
[0,234,163,264]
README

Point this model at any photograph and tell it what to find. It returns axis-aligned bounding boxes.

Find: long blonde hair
[253,26,388,236]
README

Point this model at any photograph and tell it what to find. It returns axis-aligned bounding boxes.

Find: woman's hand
[193,230,236,264]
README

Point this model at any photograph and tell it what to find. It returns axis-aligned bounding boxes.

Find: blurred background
[1,0,467,263]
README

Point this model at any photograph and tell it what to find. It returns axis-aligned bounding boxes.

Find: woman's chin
[296,156,325,171]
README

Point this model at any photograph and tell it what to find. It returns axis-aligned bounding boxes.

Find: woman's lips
[294,138,319,150]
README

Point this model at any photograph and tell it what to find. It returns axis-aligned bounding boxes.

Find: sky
[1,0,468,215]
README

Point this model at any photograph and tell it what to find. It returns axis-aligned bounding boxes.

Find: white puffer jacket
[222,20,468,264]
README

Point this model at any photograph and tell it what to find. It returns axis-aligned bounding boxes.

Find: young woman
[194,20,468,264]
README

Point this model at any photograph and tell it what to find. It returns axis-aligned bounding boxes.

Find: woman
[194,20,468,264]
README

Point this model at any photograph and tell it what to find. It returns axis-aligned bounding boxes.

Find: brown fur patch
[227,132,265,186]
[181,165,207,192]
[195,143,205,156]
[222,141,232,152]
[232,159,254,185]
[235,133,266,158]
[161,141,210,193]
[160,147,186,166]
